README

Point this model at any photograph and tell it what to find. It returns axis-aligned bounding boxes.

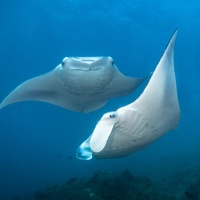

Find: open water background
[0,0,200,199]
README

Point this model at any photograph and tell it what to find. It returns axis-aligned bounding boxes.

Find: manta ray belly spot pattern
[125,110,161,143]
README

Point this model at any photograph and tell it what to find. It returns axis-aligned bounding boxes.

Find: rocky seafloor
[13,164,200,200]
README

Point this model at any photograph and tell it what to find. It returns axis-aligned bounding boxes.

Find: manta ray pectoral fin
[77,29,180,159]
[132,29,180,127]
[0,70,61,109]
[0,56,147,112]
[110,69,148,97]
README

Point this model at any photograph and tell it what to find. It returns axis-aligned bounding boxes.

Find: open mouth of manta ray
[74,57,103,64]
[63,56,113,71]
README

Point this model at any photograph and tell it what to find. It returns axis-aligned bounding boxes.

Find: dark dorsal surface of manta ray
[76,29,180,160]
[0,57,146,113]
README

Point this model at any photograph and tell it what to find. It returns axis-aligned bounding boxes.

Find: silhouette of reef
[14,164,200,200]
[30,169,176,200]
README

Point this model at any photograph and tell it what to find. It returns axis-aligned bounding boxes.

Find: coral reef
[31,169,172,200]
[14,165,200,200]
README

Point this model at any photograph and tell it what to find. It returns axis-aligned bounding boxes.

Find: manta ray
[0,57,146,113]
[77,29,180,160]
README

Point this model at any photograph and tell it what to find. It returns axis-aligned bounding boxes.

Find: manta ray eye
[61,60,65,66]
[107,57,114,65]
[110,58,114,65]
[109,112,117,118]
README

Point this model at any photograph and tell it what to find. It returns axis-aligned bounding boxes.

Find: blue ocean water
[0,0,200,199]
